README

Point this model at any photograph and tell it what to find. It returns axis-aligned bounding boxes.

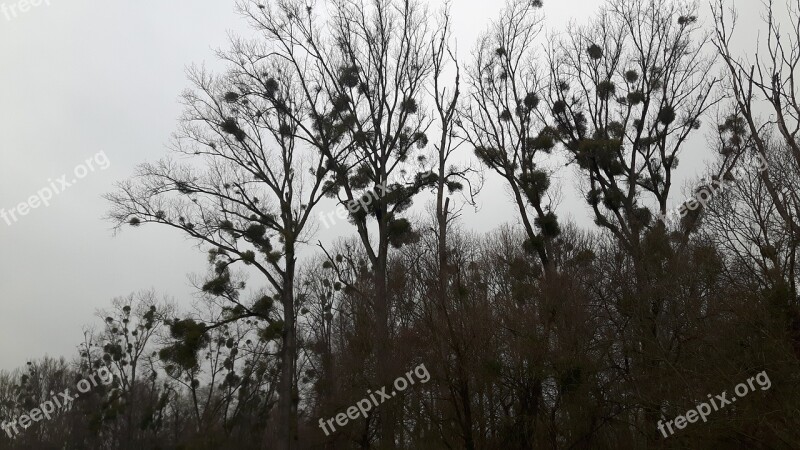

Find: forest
[2,0,800,448]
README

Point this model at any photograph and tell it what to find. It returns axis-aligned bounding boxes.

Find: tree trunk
[375,244,394,449]
[278,251,297,450]
[374,190,395,449]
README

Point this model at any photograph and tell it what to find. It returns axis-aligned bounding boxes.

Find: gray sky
[0,0,759,371]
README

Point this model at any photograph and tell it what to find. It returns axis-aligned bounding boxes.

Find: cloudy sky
[0,0,760,371]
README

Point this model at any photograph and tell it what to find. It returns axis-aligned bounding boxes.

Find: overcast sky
[0,0,761,371]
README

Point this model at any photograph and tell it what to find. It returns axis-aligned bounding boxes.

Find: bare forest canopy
[3,0,800,448]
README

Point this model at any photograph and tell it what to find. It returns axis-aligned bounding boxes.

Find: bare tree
[545,0,719,442]
[92,291,170,445]
[713,0,800,303]
[547,0,719,249]
[106,39,335,446]
[462,0,559,269]
[239,0,442,446]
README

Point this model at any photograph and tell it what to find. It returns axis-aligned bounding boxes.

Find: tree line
[2,0,800,448]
